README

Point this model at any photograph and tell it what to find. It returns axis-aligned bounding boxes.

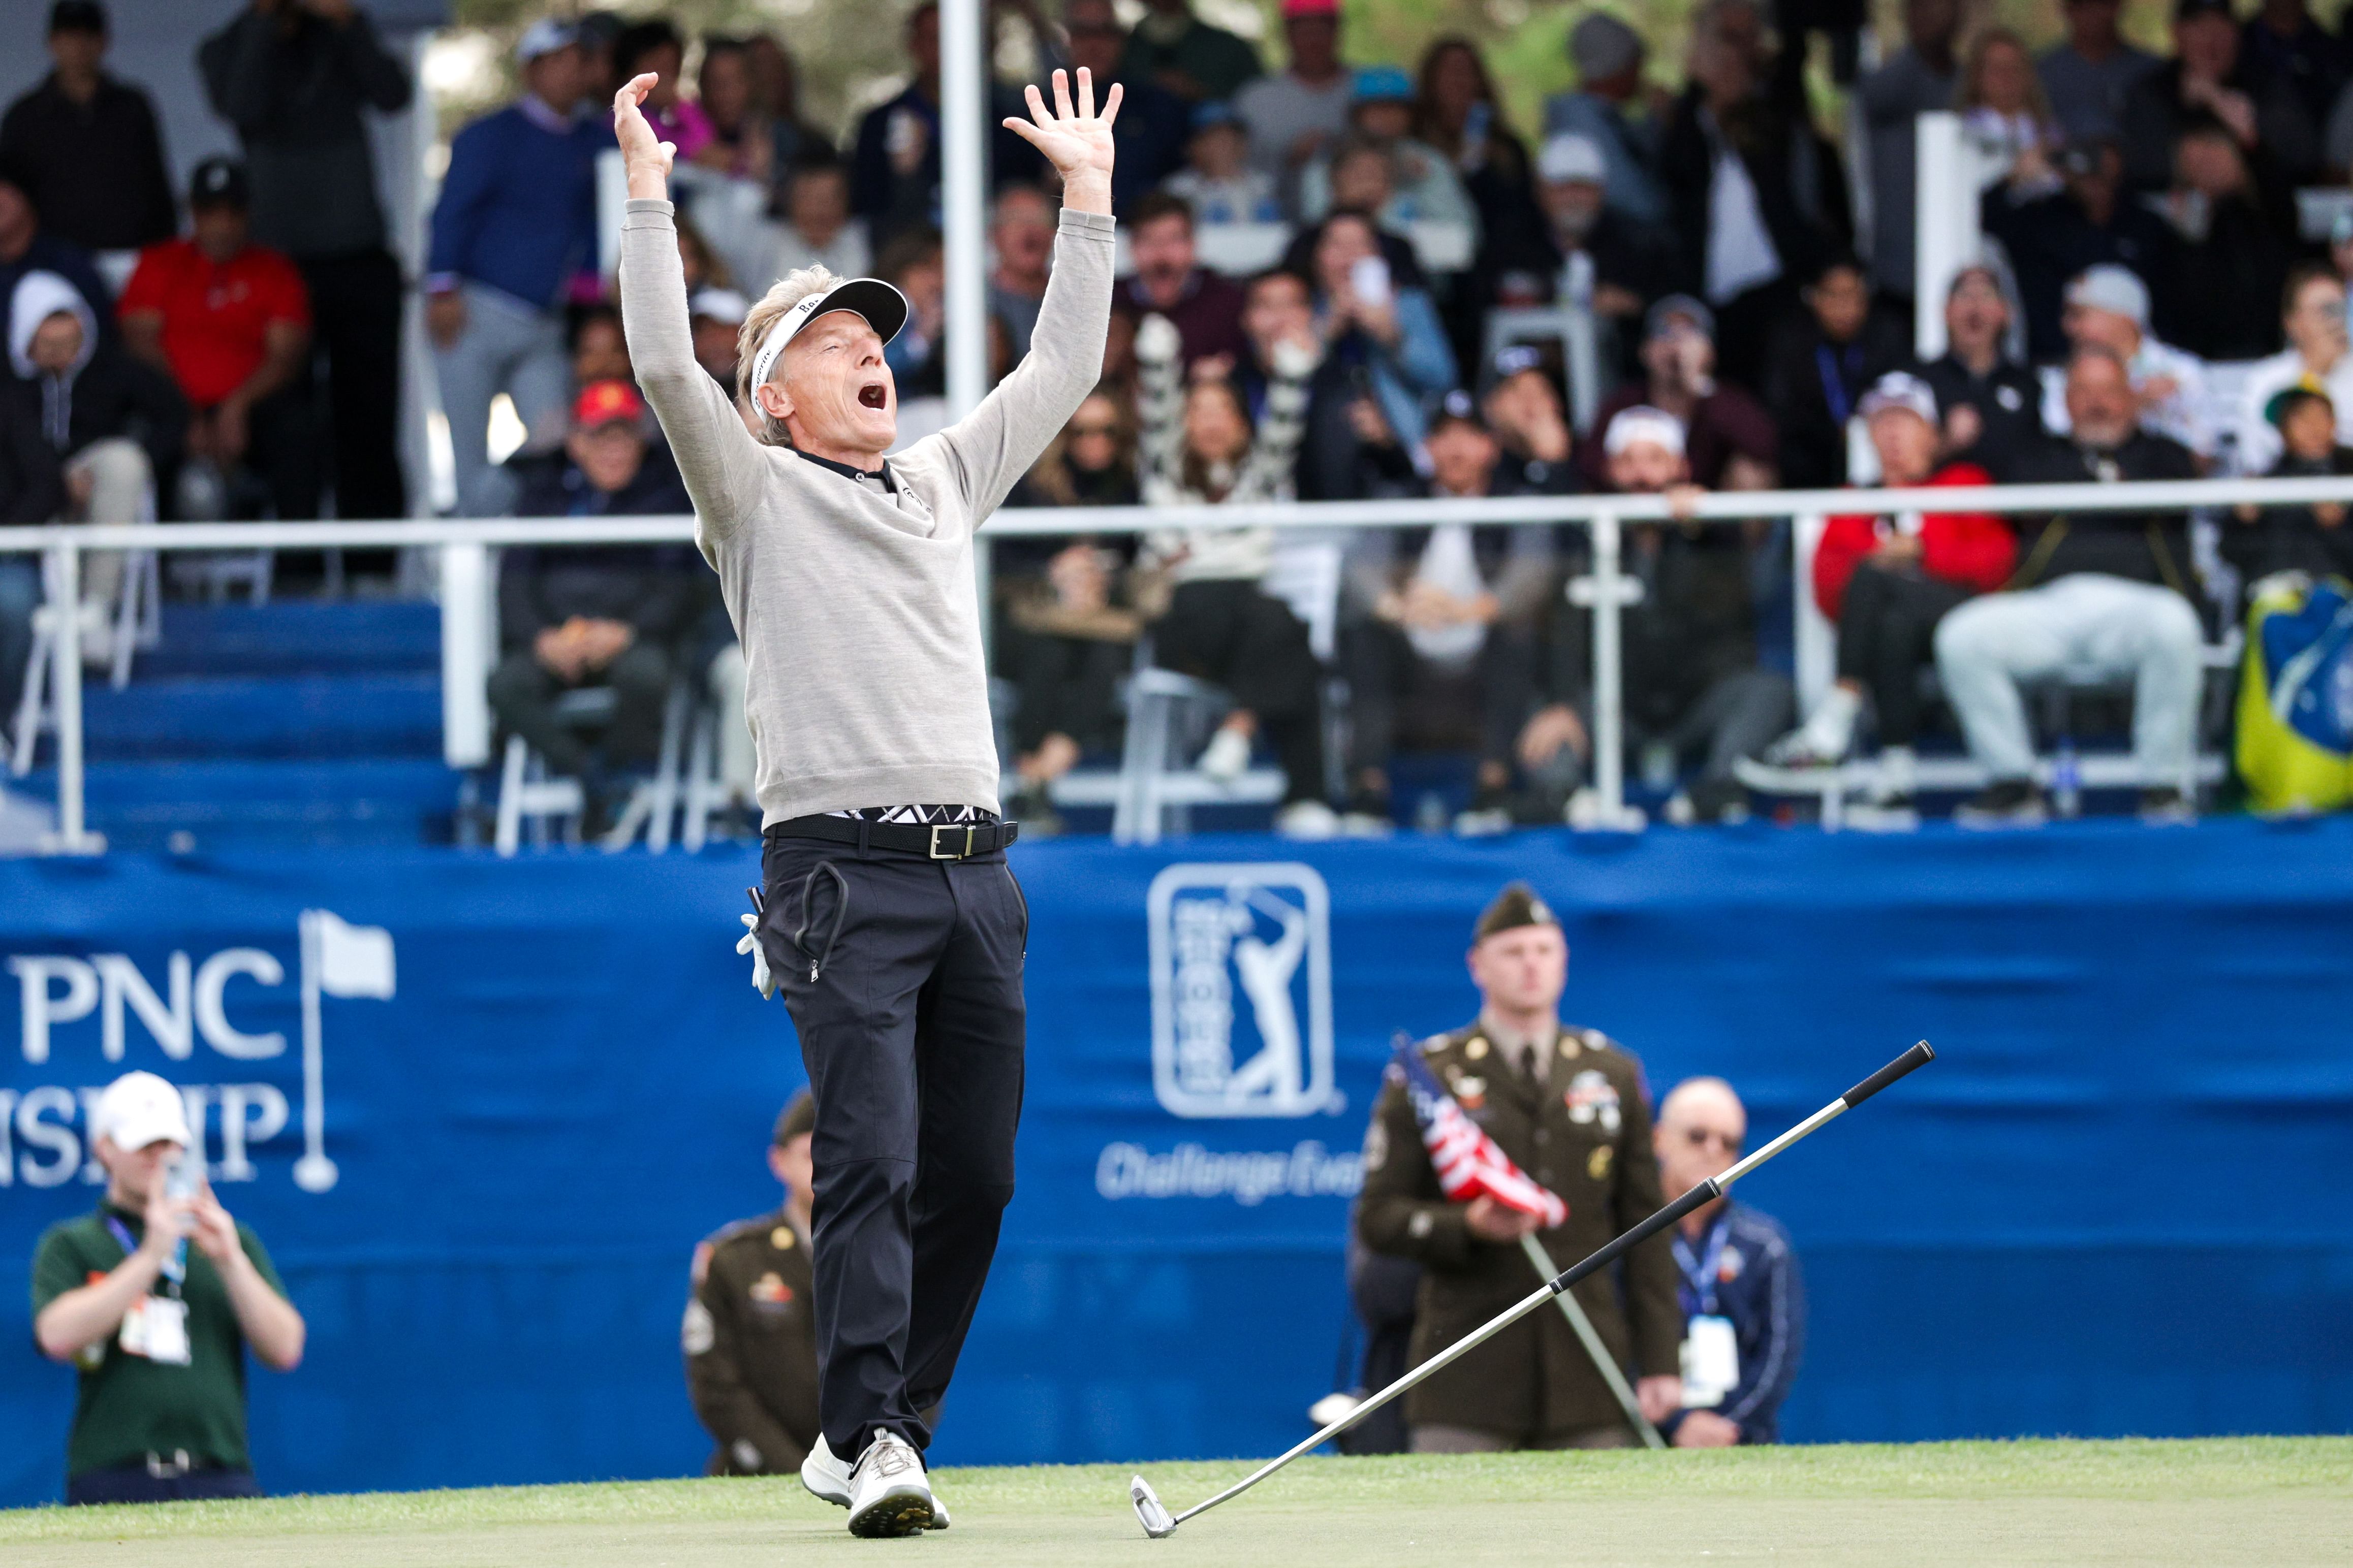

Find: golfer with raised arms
[613,65,1117,1538]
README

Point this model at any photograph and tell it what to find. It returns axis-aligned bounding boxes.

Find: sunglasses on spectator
[1070,421,1120,437]
[1679,1127,1742,1154]
[2311,301,2348,322]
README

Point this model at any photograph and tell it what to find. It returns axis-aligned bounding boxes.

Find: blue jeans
[0,558,38,711]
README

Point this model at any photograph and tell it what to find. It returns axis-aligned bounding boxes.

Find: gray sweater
[619,198,1115,824]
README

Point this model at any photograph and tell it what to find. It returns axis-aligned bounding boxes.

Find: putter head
[1131,1474,1177,1538]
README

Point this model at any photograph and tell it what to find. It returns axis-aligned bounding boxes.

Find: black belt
[766,815,1019,859]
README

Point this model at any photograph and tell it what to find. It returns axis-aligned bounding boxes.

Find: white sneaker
[1198,725,1251,782]
[1273,799,1339,839]
[800,1434,851,1508]
[845,1429,933,1538]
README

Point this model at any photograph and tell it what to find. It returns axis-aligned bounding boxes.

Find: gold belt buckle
[928,824,976,859]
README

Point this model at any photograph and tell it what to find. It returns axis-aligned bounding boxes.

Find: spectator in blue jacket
[1302,210,1456,451]
[1651,1077,1805,1446]
[426,20,604,518]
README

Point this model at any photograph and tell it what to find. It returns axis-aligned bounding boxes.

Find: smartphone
[165,1149,201,1204]
[1348,254,1392,308]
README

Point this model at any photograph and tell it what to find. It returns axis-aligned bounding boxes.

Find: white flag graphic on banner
[310,910,395,999]
[294,909,398,1193]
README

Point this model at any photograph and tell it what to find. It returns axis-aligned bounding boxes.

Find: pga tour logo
[4,910,393,1194]
[1147,863,1337,1119]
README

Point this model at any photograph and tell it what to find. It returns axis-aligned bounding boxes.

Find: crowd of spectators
[8,0,2353,831]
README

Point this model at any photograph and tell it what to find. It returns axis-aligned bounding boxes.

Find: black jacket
[2004,431,2202,593]
[2118,58,2318,193]
[2222,447,2353,596]
[1659,90,1851,307]
[2149,192,2293,362]
[500,448,699,647]
[1916,353,2044,478]
[1981,184,2170,363]
[1763,308,1911,491]
[6,346,186,477]
[198,7,412,259]
[0,394,64,523]
[0,74,177,252]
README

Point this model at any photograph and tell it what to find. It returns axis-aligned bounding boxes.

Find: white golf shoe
[845,1429,934,1538]
[800,1434,852,1508]
[804,1431,951,1530]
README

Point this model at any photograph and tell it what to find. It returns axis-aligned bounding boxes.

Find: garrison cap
[1474,881,1560,943]
[773,1089,815,1146]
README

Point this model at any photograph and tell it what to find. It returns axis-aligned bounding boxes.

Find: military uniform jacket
[1357,1020,1684,1441]
[683,1209,820,1476]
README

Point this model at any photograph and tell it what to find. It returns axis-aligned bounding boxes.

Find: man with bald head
[1651,1077,1806,1446]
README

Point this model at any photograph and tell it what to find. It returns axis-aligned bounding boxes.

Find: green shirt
[30,1203,287,1479]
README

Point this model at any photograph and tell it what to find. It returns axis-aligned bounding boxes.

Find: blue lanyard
[105,1214,185,1296]
[1815,342,1862,427]
[1671,1213,1731,1317]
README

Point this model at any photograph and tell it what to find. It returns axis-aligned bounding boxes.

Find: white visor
[747,278,911,396]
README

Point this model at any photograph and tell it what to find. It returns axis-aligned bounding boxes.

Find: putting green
[3,1437,2347,1566]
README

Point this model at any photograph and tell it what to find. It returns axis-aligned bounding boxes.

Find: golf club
[1130,1040,1937,1539]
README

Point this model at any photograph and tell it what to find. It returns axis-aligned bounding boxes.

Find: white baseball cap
[515,18,578,66]
[1858,370,1938,426]
[1537,133,1608,186]
[92,1071,192,1151]
[2064,264,2149,329]
[1603,404,1687,459]
[690,287,749,326]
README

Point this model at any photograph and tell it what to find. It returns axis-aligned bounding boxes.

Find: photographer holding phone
[1303,210,1455,451]
[29,1071,304,1505]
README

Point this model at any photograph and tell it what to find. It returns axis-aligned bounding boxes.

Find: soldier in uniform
[684,1092,821,1477]
[1357,882,1685,1451]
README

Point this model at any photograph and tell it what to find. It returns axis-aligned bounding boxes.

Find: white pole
[939,0,993,641]
[1913,111,1972,359]
[1792,513,1834,720]
[45,542,98,855]
[941,0,990,422]
[1589,513,1626,825]
[438,542,493,769]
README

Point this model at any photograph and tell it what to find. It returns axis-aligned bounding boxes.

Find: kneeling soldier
[685,1093,821,1477]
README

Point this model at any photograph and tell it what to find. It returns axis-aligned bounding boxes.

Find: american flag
[1392,1039,1568,1229]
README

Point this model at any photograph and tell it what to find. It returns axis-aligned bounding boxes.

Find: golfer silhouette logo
[1147,864,1336,1119]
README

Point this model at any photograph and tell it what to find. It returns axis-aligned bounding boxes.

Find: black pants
[239,385,324,521]
[298,248,407,522]
[1342,620,1536,777]
[759,830,1028,1461]
[1835,564,1968,747]
[1633,667,1794,815]
[486,641,671,774]
[1152,579,1326,804]
[1007,629,1129,756]
[67,1465,261,1505]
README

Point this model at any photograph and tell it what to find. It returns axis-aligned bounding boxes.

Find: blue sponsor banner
[2,819,2351,1506]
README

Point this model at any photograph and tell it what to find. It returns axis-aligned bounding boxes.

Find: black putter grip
[1840,1040,1935,1108]
[1547,1181,1717,1296]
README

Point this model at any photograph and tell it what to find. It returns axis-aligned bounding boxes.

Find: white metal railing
[6,473,2352,853]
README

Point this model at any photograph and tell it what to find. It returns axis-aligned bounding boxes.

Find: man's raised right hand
[613,73,676,200]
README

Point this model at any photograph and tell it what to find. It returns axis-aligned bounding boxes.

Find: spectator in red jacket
[1760,371,2014,808]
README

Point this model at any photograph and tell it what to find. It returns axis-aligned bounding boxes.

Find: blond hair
[736,265,841,445]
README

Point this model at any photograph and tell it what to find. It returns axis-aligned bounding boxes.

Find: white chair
[494,678,699,856]
[1109,657,1287,845]
[11,545,160,778]
[597,678,694,852]
[1480,304,1605,435]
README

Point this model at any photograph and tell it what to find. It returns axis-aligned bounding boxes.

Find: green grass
[5,1438,2350,1566]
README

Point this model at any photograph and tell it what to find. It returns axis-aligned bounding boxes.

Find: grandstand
[0,0,2348,1548]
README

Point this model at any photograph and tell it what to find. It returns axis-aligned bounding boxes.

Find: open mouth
[858,382,888,410]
